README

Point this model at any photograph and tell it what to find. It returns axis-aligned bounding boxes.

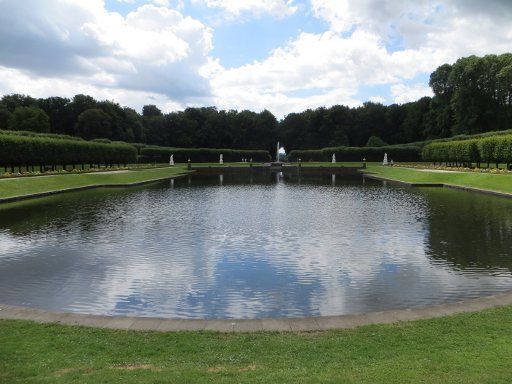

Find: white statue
[219,154,223,164]
[332,154,336,163]
[169,155,174,166]
[383,153,388,166]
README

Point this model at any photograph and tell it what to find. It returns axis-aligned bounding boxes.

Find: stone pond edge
[1,168,512,332]
[1,291,512,332]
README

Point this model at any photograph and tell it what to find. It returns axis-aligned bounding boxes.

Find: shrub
[288,145,421,162]
[139,147,271,163]
[0,133,137,169]
[422,135,512,167]
[366,136,388,147]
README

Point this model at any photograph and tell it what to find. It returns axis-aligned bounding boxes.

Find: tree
[142,105,163,118]
[37,96,71,135]
[0,103,12,128]
[366,136,387,147]
[1,94,37,112]
[75,109,112,140]
[8,106,50,132]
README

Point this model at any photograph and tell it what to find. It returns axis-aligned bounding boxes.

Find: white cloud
[370,96,386,104]
[0,0,213,105]
[194,0,297,19]
[391,82,433,104]
[205,0,512,117]
[0,0,512,117]
[210,29,441,116]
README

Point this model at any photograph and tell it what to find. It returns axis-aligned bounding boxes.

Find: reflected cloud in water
[0,175,511,318]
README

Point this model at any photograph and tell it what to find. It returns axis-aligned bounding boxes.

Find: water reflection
[0,175,511,319]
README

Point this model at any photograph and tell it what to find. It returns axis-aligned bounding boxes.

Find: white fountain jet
[332,154,336,163]
[276,141,280,162]
[219,154,223,164]
[169,155,174,166]
[383,153,388,166]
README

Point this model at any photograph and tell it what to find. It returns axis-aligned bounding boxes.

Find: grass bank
[0,166,189,200]
[365,164,512,194]
[2,306,512,383]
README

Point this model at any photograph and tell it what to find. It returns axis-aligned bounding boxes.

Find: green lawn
[0,166,189,200]
[365,165,512,194]
[1,162,512,200]
[2,306,512,383]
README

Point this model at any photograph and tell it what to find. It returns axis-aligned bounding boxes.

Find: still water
[0,174,511,319]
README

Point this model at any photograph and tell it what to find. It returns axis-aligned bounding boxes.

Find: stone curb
[1,291,512,333]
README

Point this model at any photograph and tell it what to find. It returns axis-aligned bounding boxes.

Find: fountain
[169,155,174,166]
[276,142,280,162]
[383,153,388,166]
[219,154,223,164]
[332,154,336,163]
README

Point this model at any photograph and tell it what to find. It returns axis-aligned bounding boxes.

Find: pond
[0,174,511,319]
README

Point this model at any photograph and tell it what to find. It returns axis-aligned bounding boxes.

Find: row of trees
[0,133,137,171]
[422,135,512,168]
[1,54,510,152]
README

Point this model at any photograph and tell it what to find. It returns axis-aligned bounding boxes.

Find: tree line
[1,53,511,152]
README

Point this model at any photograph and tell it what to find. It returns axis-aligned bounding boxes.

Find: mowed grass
[2,306,512,383]
[365,165,512,194]
[0,166,189,199]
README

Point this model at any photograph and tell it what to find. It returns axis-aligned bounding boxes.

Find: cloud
[0,0,213,104]
[206,0,512,116]
[0,0,511,117]
[369,96,386,104]
[193,0,297,19]
[210,29,441,116]
[391,82,433,104]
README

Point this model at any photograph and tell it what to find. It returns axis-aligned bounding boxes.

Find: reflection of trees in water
[424,189,512,271]
[0,187,151,236]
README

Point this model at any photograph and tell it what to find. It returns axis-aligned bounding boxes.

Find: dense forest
[0,54,511,153]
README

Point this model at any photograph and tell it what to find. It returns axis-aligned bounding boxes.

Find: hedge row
[422,135,512,167]
[139,147,271,163]
[0,129,84,141]
[288,145,422,162]
[0,133,137,169]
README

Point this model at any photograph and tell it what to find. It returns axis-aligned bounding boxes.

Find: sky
[0,0,511,118]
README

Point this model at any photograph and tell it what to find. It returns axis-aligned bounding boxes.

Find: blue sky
[0,0,511,117]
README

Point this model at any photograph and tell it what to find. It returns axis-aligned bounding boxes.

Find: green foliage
[422,135,512,165]
[0,133,137,167]
[366,136,387,147]
[0,129,84,141]
[75,108,112,140]
[8,106,50,133]
[288,145,421,162]
[0,104,11,128]
[1,53,511,150]
[140,147,270,163]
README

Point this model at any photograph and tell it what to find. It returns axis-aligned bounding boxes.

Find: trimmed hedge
[0,129,84,141]
[139,147,271,163]
[422,135,512,167]
[288,145,422,162]
[0,133,137,170]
